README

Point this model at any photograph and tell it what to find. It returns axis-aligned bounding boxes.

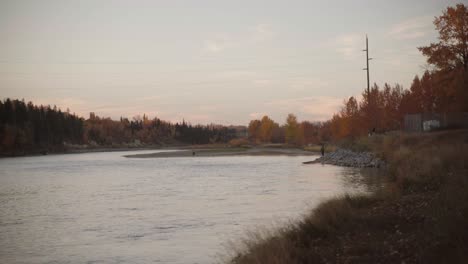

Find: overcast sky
[0,0,460,125]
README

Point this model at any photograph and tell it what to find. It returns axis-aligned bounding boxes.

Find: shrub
[229,138,250,147]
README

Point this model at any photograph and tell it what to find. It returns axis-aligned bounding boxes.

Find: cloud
[135,95,162,102]
[215,70,256,79]
[387,16,433,40]
[252,77,328,90]
[252,79,273,86]
[167,113,215,125]
[203,34,232,53]
[249,112,267,120]
[333,33,363,60]
[289,77,329,91]
[203,23,275,53]
[33,97,88,113]
[198,104,219,111]
[265,96,343,121]
[32,96,169,120]
[251,23,275,42]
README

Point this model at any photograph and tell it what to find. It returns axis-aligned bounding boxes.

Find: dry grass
[224,129,468,264]
[229,138,250,147]
[224,194,380,264]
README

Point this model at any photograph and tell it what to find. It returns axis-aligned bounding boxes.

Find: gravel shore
[303,148,384,168]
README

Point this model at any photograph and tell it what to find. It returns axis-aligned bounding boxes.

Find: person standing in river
[321,143,325,156]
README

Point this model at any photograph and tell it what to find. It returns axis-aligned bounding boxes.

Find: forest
[0,99,84,154]
[1,4,466,155]
[0,100,237,155]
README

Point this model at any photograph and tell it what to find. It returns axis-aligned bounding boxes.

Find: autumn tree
[271,123,285,143]
[318,121,332,142]
[247,116,282,143]
[329,114,345,140]
[248,119,261,143]
[341,96,361,137]
[300,121,317,145]
[328,96,362,140]
[285,114,300,145]
[408,76,424,113]
[382,83,405,130]
[419,4,468,71]
[418,3,468,111]
[259,116,275,142]
[359,84,384,132]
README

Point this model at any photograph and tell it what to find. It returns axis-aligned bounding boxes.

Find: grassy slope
[225,130,468,264]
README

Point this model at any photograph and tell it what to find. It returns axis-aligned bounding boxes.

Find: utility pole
[363,35,375,132]
[362,34,372,99]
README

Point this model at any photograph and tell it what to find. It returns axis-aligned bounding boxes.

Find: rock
[305,148,384,168]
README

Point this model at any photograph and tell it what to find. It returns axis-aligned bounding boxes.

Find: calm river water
[0,150,380,263]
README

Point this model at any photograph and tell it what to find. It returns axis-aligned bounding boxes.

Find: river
[0,150,379,263]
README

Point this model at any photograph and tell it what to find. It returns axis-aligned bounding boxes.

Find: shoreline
[1,145,319,159]
[302,148,384,168]
[124,147,317,158]
[0,145,180,159]
[227,130,468,264]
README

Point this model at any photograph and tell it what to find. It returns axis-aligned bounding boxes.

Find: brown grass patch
[224,130,468,264]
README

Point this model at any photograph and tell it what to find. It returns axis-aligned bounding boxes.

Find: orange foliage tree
[418,3,468,111]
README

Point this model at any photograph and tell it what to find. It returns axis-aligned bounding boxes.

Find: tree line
[1,4,466,153]
[0,99,84,153]
[247,114,331,145]
[0,100,237,155]
[85,113,235,146]
[247,3,467,144]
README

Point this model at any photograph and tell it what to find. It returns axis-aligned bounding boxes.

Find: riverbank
[226,130,468,263]
[0,143,318,159]
[303,148,384,168]
[124,146,315,158]
[0,145,167,158]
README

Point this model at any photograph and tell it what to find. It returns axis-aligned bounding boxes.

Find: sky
[0,0,461,125]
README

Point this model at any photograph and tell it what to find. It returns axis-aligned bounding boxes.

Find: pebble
[313,149,384,168]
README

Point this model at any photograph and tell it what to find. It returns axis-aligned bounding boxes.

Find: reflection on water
[0,150,382,264]
[340,167,388,193]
